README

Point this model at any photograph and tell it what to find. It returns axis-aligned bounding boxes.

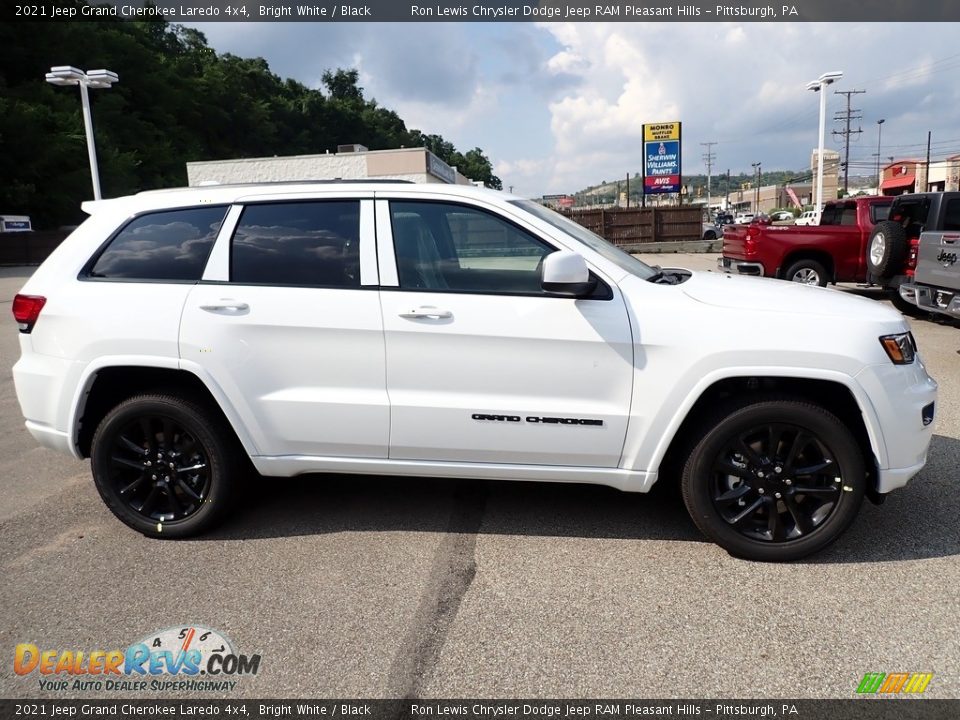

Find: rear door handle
[399,306,452,320]
[200,300,249,313]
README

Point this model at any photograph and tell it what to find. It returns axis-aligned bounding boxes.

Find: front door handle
[200,300,249,313]
[399,306,453,320]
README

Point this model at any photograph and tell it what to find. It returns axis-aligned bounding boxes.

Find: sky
[193,21,960,197]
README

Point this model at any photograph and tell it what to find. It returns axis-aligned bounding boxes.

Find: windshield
[510,200,657,280]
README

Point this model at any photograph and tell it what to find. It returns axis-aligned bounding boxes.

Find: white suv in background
[12,182,937,561]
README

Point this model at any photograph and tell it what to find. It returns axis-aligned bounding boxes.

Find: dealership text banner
[7,0,960,21]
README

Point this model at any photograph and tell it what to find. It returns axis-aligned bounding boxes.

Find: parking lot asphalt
[1,259,958,700]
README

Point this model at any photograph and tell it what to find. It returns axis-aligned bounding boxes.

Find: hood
[682,271,904,323]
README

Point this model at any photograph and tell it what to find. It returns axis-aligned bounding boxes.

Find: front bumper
[855,360,938,494]
[900,282,960,318]
[717,256,764,276]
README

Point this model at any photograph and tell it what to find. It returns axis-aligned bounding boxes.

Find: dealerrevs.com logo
[14,625,261,692]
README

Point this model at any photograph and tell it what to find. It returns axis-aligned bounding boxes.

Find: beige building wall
[186,147,473,186]
[810,149,840,207]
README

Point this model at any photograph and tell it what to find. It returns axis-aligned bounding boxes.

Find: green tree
[0,11,502,228]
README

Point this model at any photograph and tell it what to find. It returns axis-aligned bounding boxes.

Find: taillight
[12,294,46,333]
[744,228,757,256]
[906,237,920,275]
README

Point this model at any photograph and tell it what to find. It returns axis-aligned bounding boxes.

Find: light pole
[751,162,761,212]
[45,66,119,200]
[875,119,885,194]
[806,70,843,221]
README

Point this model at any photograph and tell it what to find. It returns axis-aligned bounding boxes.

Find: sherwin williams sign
[643,122,681,194]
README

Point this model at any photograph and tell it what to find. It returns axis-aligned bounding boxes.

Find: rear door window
[87,206,227,281]
[839,203,858,226]
[231,201,360,287]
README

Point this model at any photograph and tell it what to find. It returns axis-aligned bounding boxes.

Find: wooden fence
[0,232,69,266]
[564,206,703,251]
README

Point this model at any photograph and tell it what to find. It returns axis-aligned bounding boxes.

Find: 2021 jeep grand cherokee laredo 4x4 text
[12,182,938,561]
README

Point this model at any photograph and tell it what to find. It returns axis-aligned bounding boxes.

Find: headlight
[879,332,916,365]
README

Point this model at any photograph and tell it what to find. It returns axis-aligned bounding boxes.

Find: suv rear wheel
[681,398,865,562]
[91,394,241,538]
[866,221,909,278]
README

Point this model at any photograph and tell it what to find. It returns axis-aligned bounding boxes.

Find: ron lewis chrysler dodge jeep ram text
[12,182,938,561]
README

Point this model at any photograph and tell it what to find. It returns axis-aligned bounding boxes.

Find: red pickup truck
[719,196,893,287]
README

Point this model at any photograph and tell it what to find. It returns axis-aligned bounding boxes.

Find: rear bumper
[900,282,960,318]
[717,256,765,276]
[12,344,82,459]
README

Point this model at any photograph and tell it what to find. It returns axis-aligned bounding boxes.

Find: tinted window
[819,205,839,225]
[944,199,960,232]
[88,206,227,281]
[231,202,360,287]
[839,203,858,226]
[870,203,892,224]
[390,201,552,294]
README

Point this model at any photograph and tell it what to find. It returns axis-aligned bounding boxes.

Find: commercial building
[880,156,960,195]
[186,145,476,187]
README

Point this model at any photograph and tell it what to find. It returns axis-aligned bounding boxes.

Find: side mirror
[541,251,596,297]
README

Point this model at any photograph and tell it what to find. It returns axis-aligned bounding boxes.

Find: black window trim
[384,198,614,301]
[78,204,231,284]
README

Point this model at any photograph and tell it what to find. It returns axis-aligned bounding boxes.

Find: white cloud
[191,21,960,198]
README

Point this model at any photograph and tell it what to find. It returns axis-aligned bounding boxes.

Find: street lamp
[806,70,843,221]
[875,119,885,194]
[45,65,119,200]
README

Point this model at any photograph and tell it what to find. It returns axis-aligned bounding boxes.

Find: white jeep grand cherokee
[12,182,938,561]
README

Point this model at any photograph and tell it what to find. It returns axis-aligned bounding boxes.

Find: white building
[186,145,475,187]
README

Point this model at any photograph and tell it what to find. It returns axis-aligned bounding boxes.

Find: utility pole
[625,172,630,208]
[725,169,730,211]
[924,131,932,192]
[701,141,717,215]
[751,162,762,213]
[833,89,865,195]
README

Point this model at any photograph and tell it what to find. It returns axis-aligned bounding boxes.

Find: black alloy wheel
[107,414,211,523]
[681,398,865,561]
[91,394,241,537]
[709,423,841,542]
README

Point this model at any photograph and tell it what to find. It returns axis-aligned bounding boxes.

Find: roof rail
[137,179,416,195]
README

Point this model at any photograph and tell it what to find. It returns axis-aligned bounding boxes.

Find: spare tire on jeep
[866,221,909,278]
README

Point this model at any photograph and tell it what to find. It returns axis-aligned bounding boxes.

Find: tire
[91,394,242,538]
[889,288,930,318]
[703,230,718,241]
[783,259,829,287]
[866,221,908,279]
[680,398,865,562]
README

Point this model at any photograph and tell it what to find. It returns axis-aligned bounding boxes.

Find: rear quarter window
[86,206,228,281]
[944,199,960,232]
[870,203,892,224]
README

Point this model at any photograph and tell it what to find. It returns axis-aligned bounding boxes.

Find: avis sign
[643,122,681,195]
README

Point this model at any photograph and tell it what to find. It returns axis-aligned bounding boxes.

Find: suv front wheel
[681,398,865,561]
[91,394,241,538]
